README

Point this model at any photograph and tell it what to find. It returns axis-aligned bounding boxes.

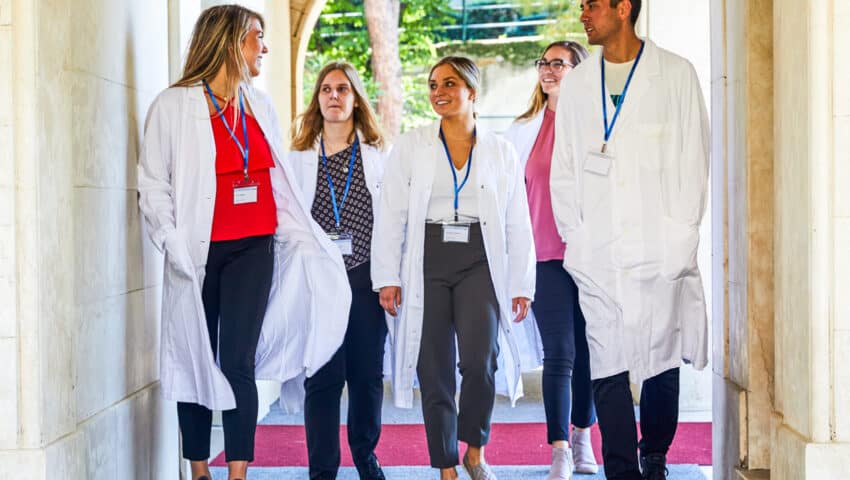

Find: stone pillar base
[772,422,850,479]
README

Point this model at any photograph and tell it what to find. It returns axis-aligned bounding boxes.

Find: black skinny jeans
[177,234,274,462]
[303,262,388,480]
[533,260,597,444]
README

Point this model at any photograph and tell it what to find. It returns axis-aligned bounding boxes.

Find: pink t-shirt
[525,108,567,261]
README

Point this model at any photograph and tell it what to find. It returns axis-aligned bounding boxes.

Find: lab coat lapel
[607,39,662,136]
[577,54,608,151]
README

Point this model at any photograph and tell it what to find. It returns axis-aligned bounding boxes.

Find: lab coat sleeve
[550,92,582,238]
[504,142,536,300]
[370,137,410,291]
[137,94,176,252]
[668,63,710,226]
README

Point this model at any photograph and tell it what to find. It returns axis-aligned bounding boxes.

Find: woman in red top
[138,6,293,480]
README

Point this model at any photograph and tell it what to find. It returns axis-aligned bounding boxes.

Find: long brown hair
[172,4,264,97]
[515,41,589,122]
[291,62,384,151]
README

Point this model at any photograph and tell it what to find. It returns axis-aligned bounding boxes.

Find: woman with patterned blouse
[288,62,389,480]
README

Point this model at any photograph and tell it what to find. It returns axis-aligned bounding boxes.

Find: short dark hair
[611,0,641,25]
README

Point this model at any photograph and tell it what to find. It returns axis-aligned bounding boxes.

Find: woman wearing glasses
[503,41,599,480]
[372,56,536,480]
[289,61,388,480]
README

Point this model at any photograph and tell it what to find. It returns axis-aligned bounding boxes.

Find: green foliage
[528,0,587,44]
[437,40,549,67]
[304,0,588,131]
[304,0,451,132]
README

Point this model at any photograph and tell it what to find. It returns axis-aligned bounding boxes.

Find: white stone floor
[210,464,709,479]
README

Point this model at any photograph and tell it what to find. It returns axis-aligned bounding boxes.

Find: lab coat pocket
[164,229,194,278]
[635,123,673,171]
[660,217,699,281]
[563,226,589,268]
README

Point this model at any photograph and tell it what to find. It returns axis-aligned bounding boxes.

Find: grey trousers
[417,222,500,468]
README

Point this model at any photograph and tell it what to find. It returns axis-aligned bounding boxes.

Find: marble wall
[0,0,178,478]
[0,0,17,455]
[832,0,850,444]
[710,0,775,476]
[771,0,850,477]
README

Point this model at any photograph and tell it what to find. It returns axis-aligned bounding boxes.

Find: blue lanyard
[600,40,645,153]
[320,134,359,230]
[439,126,475,222]
[203,81,250,179]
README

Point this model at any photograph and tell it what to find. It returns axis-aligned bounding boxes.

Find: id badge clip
[233,175,260,205]
[328,231,354,255]
[442,220,470,244]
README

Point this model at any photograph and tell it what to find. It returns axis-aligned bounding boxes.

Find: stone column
[289,0,325,117]
[0,0,177,477]
[771,0,850,476]
[264,0,293,145]
[711,0,775,478]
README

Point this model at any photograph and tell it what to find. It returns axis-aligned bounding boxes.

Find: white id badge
[442,223,470,243]
[585,151,613,176]
[328,232,354,255]
[233,177,260,205]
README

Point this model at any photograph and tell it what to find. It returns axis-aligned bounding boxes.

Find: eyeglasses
[534,59,575,72]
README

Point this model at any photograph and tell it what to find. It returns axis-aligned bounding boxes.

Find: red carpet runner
[212,422,711,466]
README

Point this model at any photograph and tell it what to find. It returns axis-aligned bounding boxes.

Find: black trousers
[533,260,596,444]
[178,234,274,462]
[418,223,501,468]
[304,262,388,480]
[592,368,680,480]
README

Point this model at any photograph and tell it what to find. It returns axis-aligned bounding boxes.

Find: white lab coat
[371,121,537,408]
[137,84,351,411]
[550,40,710,384]
[286,137,393,389]
[501,110,549,371]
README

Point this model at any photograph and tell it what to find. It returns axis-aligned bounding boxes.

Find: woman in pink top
[503,40,597,480]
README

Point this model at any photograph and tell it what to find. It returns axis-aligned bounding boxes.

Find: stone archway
[289,0,327,116]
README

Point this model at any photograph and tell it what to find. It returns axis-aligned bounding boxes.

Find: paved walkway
[210,464,708,479]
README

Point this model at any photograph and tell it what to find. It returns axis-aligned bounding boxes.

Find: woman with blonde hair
[503,40,598,479]
[289,61,388,480]
[138,5,350,480]
[372,56,536,480]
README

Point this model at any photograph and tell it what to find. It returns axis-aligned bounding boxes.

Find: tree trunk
[363,0,403,142]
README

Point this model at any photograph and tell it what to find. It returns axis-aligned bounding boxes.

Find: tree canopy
[304,0,587,132]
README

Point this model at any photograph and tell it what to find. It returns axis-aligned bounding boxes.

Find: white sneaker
[571,429,599,474]
[545,447,573,480]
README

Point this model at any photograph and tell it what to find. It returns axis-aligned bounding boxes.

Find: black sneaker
[355,453,386,480]
[640,453,669,480]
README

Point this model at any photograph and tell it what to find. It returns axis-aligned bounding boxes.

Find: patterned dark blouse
[311,143,374,270]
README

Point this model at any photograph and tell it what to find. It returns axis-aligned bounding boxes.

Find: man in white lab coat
[550,1,709,479]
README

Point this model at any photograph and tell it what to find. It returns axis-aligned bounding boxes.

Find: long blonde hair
[291,62,384,151]
[515,41,589,122]
[173,4,264,97]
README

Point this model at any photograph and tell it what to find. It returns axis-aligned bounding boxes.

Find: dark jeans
[592,368,680,480]
[178,234,274,462]
[304,262,388,480]
[533,260,597,444]
[418,223,501,468]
